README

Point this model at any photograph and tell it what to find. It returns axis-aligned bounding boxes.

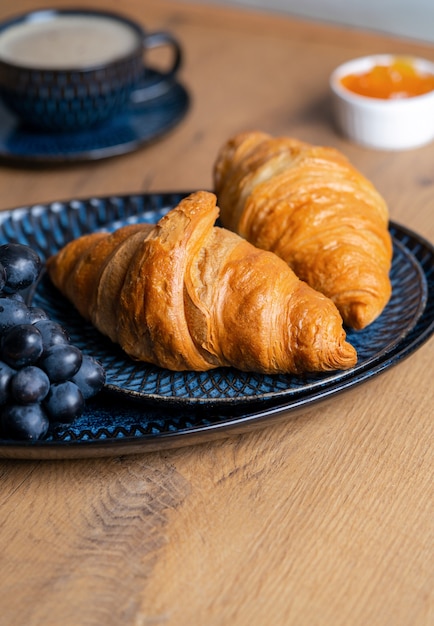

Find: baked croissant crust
[46,191,357,374]
[213,131,393,329]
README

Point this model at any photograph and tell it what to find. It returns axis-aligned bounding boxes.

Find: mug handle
[130,31,183,103]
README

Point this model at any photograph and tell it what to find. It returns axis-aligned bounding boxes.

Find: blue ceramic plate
[0,69,189,163]
[31,223,425,407]
[0,192,432,458]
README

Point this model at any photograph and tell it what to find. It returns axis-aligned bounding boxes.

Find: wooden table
[0,1,433,624]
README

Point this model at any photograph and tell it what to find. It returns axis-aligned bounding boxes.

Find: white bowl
[330,54,434,150]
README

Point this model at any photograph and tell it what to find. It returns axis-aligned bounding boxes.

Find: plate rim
[0,317,432,459]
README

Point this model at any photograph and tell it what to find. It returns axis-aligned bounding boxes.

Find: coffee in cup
[0,13,141,68]
[0,8,183,131]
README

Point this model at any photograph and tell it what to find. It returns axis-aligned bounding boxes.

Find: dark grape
[72,355,106,399]
[0,298,31,333]
[39,344,82,382]
[0,242,106,440]
[0,243,42,294]
[1,403,49,440]
[1,324,43,368]
[0,361,16,405]
[43,381,84,423]
[28,306,49,324]
[34,319,70,349]
[11,366,50,404]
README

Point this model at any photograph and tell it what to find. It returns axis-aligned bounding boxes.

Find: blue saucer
[0,69,190,164]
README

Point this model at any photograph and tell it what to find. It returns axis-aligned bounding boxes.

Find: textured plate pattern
[0,193,432,458]
[0,69,189,163]
[32,233,426,406]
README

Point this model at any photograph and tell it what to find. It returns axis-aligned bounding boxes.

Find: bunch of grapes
[0,243,106,441]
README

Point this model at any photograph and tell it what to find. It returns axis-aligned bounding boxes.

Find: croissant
[46,191,357,374]
[213,131,393,330]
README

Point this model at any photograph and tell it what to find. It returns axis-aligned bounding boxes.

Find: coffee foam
[0,15,140,69]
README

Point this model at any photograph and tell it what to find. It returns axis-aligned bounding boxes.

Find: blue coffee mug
[0,8,183,131]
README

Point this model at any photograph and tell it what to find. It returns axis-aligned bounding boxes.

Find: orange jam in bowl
[330,55,434,150]
[340,57,434,99]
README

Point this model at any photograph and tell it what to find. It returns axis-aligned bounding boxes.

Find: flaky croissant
[213,131,393,330]
[46,191,357,374]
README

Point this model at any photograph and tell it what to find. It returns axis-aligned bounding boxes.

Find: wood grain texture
[0,2,432,625]
[1,456,190,625]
